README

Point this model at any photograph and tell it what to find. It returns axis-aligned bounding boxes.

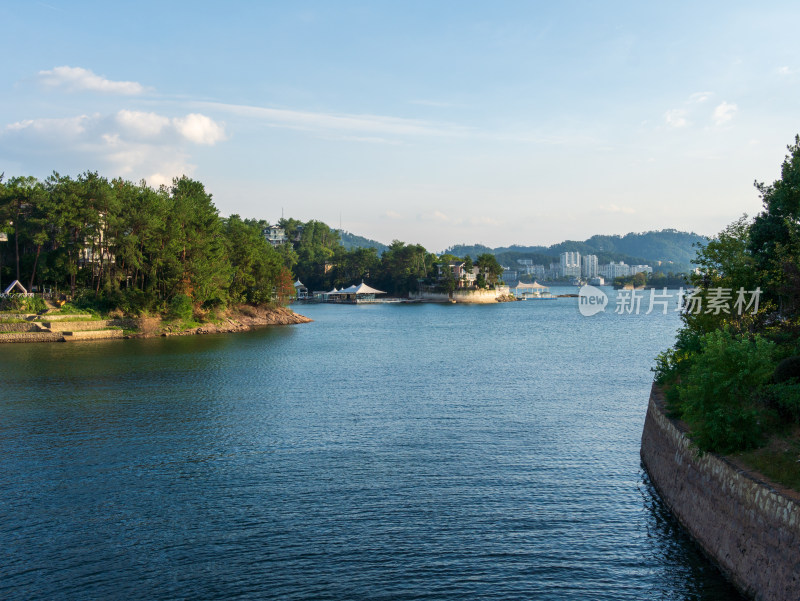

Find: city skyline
[2,1,799,250]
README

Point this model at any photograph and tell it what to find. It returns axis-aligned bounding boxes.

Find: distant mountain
[339,230,389,254]
[444,229,708,273]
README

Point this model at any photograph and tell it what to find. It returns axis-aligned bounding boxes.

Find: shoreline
[0,305,312,344]
[134,305,312,339]
[641,384,800,601]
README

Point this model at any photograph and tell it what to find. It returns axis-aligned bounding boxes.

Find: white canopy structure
[326,282,386,303]
[513,280,553,299]
[2,280,29,295]
[514,281,549,290]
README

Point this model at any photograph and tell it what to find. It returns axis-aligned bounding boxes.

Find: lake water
[0,289,744,600]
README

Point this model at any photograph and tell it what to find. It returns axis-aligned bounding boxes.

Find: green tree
[476,253,503,286]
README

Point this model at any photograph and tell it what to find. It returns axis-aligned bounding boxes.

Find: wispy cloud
[688,91,712,103]
[664,109,688,128]
[195,101,470,139]
[408,99,461,108]
[38,66,146,95]
[712,101,737,126]
[419,210,451,223]
[6,114,93,136]
[600,204,635,214]
[116,110,170,137]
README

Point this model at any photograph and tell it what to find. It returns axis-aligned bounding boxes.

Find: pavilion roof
[332,282,386,295]
[513,281,549,289]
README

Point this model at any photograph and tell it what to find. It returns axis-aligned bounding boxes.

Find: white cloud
[418,210,450,223]
[38,66,145,95]
[384,210,403,220]
[197,101,468,139]
[689,91,712,103]
[778,66,792,75]
[664,109,688,128]
[173,113,226,145]
[6,115,92,137]
[2,109,215,182]
[116,110,170,137]
[600,204,635,214]
[712,101,738,126]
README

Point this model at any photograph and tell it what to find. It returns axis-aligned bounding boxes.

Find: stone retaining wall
[0,332,64,343]
[62,330,124,341]
[640,385,800,601]
[43,319,110,332]
[0,322,42,333]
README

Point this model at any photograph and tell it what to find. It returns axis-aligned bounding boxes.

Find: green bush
[678,329,777,453]
[0,295,46,313]
[168,294,194,321]
[774,356,800,384]
[766,381,800,423]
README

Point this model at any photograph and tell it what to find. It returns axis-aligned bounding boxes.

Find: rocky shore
[146,305,312,338]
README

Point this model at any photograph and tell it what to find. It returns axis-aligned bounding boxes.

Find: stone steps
[62,330,124,341]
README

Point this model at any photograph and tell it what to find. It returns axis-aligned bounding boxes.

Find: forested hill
[443,229,708,268]
[339,231,388,254]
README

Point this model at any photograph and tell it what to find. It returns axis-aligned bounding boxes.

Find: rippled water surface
[0,292,744,600]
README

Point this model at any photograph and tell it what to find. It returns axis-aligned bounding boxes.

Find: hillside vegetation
[654,136,800,489]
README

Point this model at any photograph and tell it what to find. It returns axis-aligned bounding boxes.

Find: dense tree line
[655,136,800,468]
[0,172,294,313]
[0,171,514,314]
[273,219,504,296]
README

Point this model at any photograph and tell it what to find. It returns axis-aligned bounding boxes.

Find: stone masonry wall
[0,322,42,333]
[641,385,800,601]
[0,332,64,343]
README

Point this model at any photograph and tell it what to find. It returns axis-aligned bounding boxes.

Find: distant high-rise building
[582,254,598,278]
[559,251,581,278]
[600,261,630,279]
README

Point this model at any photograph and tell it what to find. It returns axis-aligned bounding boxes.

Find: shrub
[168,294,194,321]
[774,356,800,384]
[0,295,46,313]
[678,329,777,453]
[765,381,800,423]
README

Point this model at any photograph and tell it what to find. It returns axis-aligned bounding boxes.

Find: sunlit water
[0,289,743,600]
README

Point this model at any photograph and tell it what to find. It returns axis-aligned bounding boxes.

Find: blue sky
[2,1,799,251]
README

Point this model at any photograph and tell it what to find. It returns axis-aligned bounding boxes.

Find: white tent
[327,281,386,302]
[514,281,549,290]
[3,280,28,295]
[332,282,386,296]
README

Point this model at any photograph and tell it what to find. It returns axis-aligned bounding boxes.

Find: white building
[601,261,631,279]
[581,254,599,278]
[559,251,581,278]
[264,225,287,246]
[630,264,653,275]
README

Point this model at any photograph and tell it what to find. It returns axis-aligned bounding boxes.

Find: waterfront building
[582,254,599,278]
[601,261,631,279]
[294,279,308,300]
[559,252,581,278]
